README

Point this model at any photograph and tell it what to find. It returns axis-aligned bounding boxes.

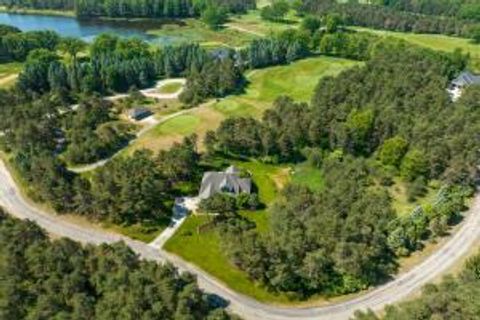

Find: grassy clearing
[291,162,325,191]
[127,105,224,154]
[355,27,480,72]
[157,82,183,94]
[0,62,22,88]
[148,19,257,48]
[389,178,440,217]
[227,8,300,36]
[213,56,362,118]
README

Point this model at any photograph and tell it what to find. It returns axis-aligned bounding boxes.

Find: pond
[0,12,188,45]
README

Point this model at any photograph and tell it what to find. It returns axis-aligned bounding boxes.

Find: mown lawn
[213,56,362,118]
[291,162,325,192]
[355,27,480,72]
[157,82,183,94]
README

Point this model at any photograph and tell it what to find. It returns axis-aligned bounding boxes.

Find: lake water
[0,12,186,44]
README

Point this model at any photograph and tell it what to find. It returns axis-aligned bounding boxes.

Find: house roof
[452,71,480,87]
[128,108,152,120]
[199,166,251,199]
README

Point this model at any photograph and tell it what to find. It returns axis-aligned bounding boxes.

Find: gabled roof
[199,166,251,199]
[452,71,480,87]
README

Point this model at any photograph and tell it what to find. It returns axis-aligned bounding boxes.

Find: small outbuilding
[128,108,152,121]
[199,165,252,199]
[448,71,480,101]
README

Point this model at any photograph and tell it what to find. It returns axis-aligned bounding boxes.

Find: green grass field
[213,56,362,118]
[148,19,258,48]
[355,27,480,72]
[291,162,325,191]
[157,82,183,94]
[227,8,299,36]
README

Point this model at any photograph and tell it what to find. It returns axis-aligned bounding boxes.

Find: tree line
[201,41,479,297]
[0,208,239,320]
[0,0,256,17]
[300,0,480,38]
[0,25,59,62]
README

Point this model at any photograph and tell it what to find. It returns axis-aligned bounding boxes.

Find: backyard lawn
[164,159,292,303]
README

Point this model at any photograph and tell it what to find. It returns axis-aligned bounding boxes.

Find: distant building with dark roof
[199,166,252,199]
[128,108,152,121]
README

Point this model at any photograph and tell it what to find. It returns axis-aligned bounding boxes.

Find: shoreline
[0,6,75,17]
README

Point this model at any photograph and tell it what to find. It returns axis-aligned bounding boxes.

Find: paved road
[1,160,480,320]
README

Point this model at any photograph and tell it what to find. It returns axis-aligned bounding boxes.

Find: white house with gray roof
[199,166,252,199]
[448,71,480,101]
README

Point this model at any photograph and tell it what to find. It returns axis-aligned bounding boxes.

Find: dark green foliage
[202,5,228,30]
[63,97,135,165]
[260,0,289,22]
[0,29,59,62]
[199,193,238,214]
[0,210,237,320]
[244,29,311,69]
[354,250,480,320]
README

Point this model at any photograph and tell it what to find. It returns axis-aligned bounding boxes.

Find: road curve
[1,160,479,320]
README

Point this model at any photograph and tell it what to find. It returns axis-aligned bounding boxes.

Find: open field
[355,27,480,72]
[227,8,299,36]
[213,56,362,118]
[148,19,258,48]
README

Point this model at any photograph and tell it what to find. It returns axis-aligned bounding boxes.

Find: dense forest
[0,208,238,320]
[301,0,480,38]
[353,250,480,319]
[0,0,256,17]
[203,41,479,296]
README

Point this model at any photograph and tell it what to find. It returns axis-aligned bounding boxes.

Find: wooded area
[0,208,238,319]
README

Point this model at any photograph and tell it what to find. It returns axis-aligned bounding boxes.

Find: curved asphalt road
[1,160,480,320]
